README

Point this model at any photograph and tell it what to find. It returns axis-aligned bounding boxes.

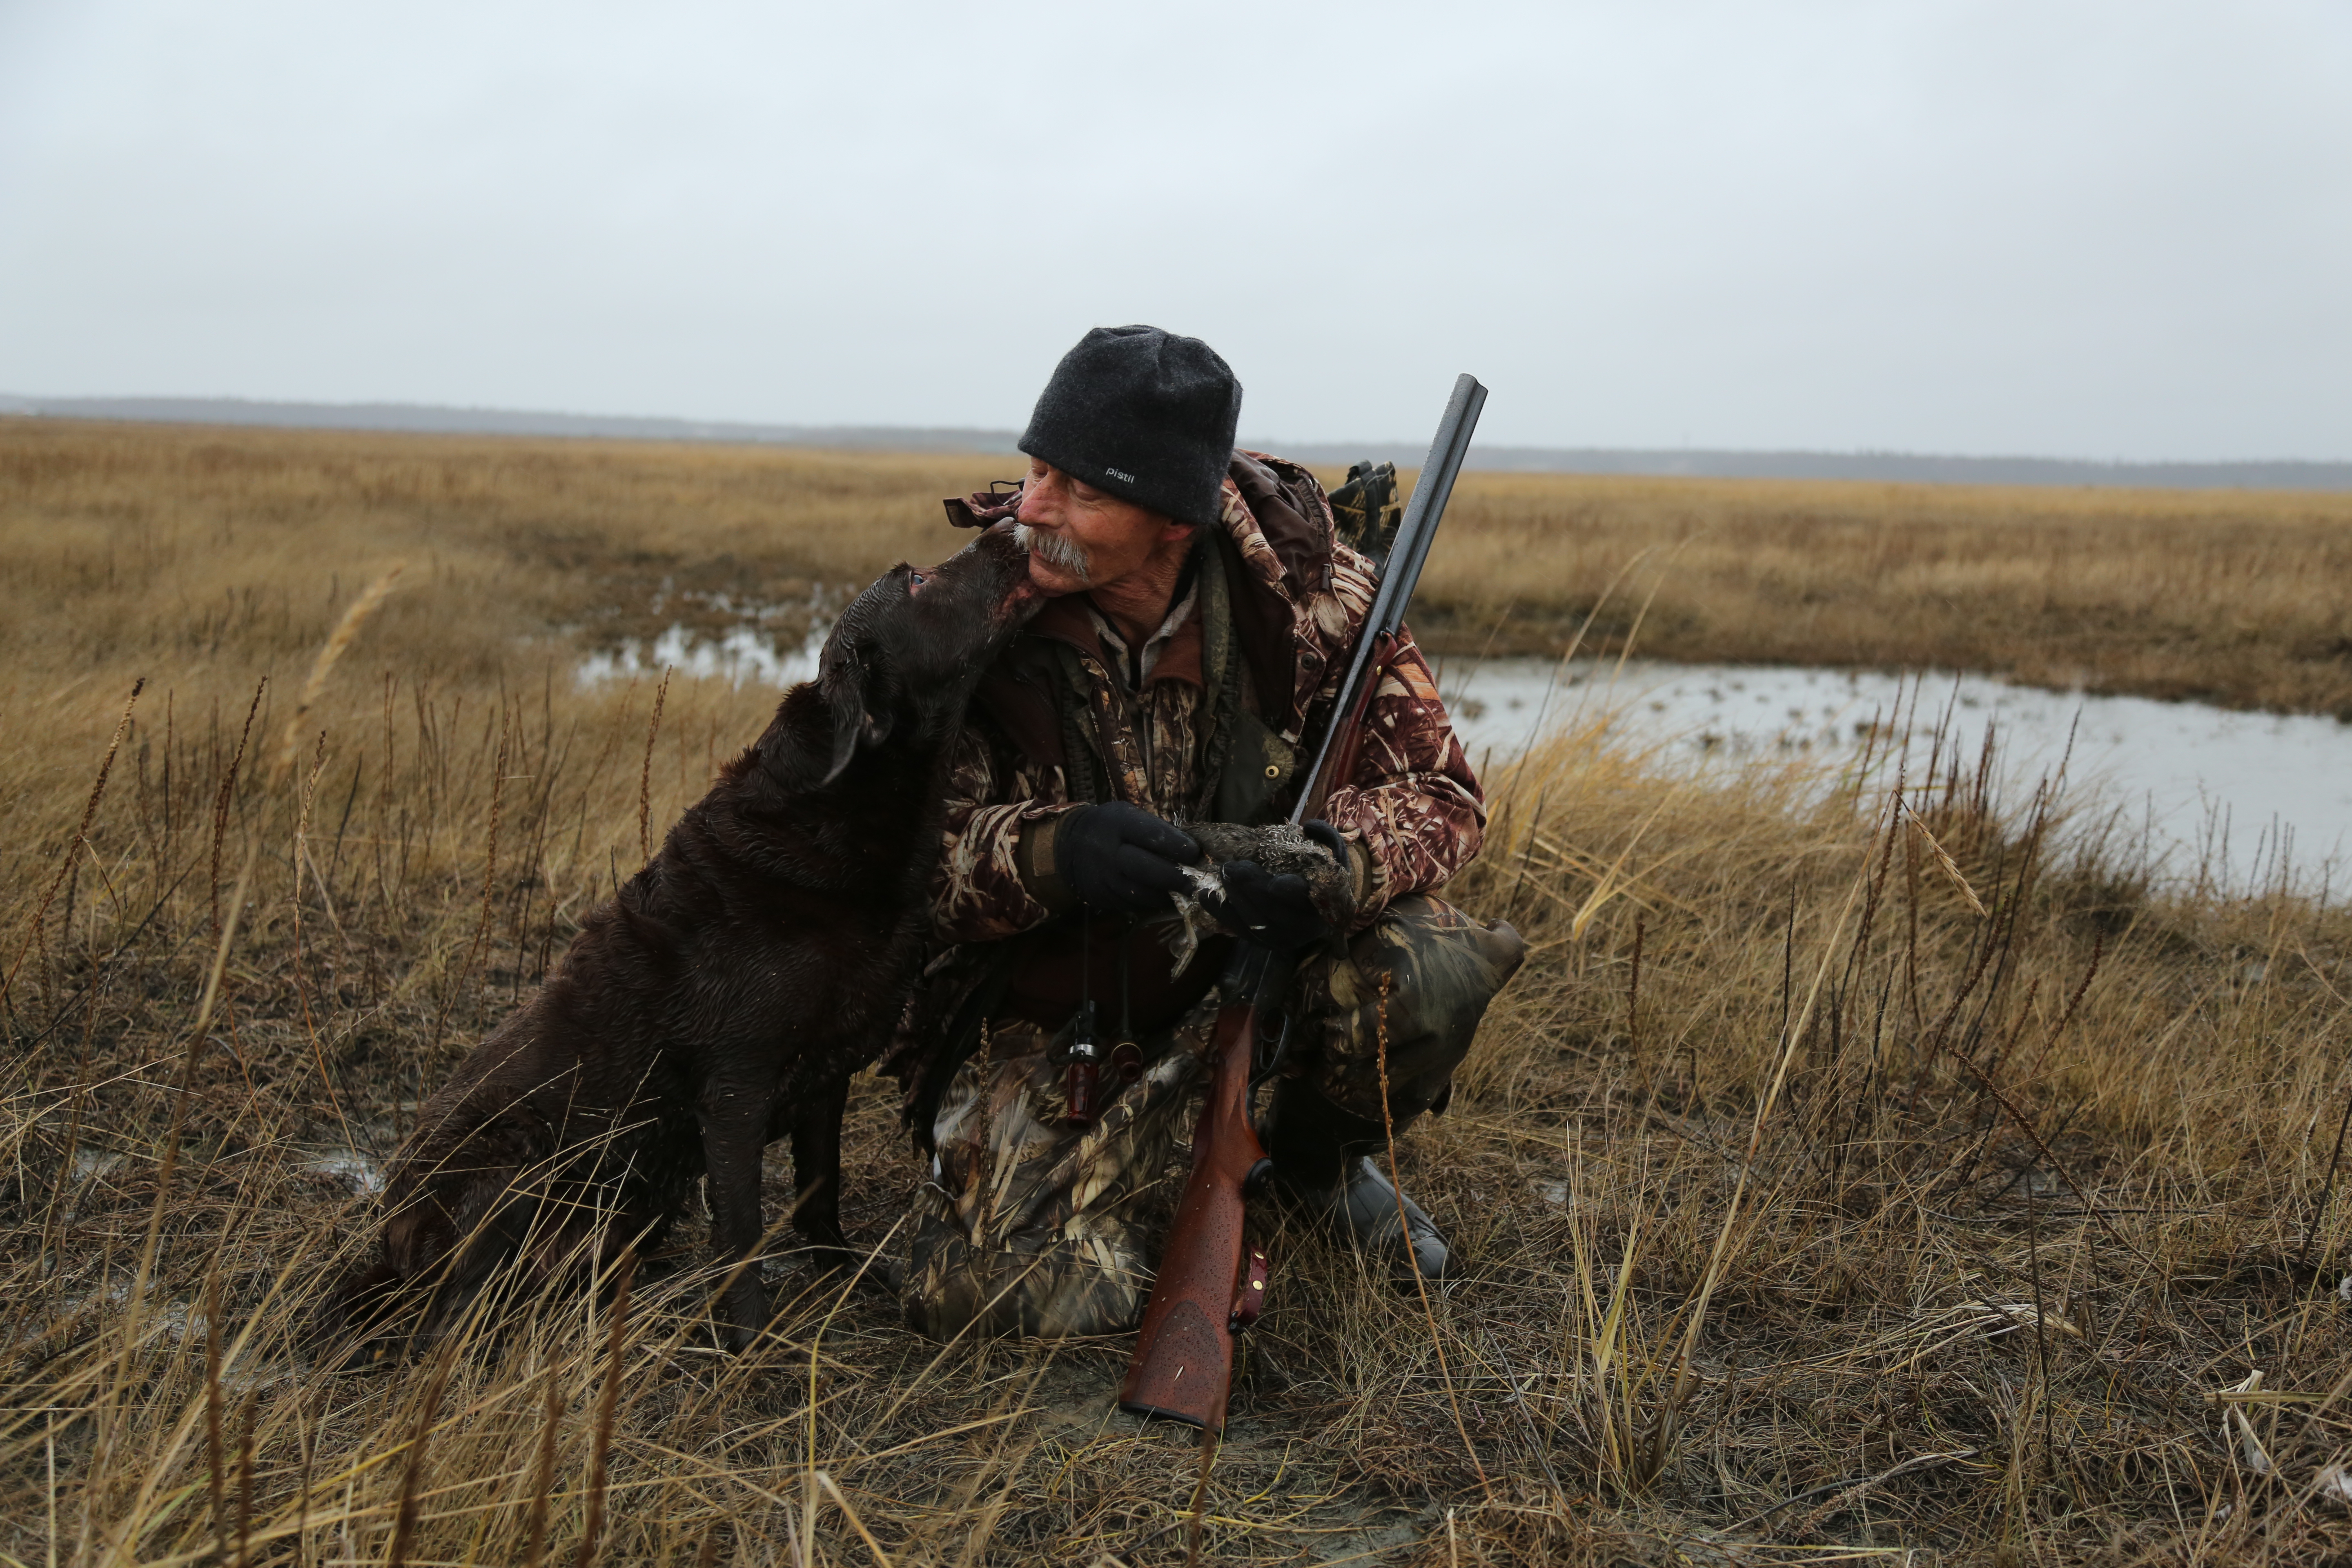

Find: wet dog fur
[327,523,1039,1356]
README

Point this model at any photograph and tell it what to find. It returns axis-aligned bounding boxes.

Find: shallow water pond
[1436,657,2352,887]
[579,622,2350,889]
[576,620,829,688]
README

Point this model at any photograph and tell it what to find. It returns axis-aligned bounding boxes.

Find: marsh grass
[1418,470,2352,717]
[6,420,2352,1564]
[13,418,2352,717]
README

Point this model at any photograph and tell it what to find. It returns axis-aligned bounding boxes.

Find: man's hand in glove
[1209,821,1351,953]
[1053,802,1202,914]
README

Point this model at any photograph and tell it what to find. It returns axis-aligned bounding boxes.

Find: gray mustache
[1013,523,1092,584]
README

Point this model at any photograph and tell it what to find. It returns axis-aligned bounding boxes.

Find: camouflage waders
[901,893,1526,1341]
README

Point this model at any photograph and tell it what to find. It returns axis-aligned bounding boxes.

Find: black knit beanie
[1018,325,1242,528]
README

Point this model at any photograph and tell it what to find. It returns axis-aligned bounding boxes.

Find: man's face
[1013,458,1192,597]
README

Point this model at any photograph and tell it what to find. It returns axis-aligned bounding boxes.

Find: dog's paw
[846,1252,904,1297]
[801,1243,902,1297]
[715,1278,773,1355]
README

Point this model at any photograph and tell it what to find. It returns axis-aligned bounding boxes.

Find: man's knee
[1290,892,1527,1125]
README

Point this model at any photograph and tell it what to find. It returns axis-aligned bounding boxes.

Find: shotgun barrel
[1287,372,1488,826]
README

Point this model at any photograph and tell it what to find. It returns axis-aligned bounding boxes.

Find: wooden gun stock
[1117,993,1272,1432]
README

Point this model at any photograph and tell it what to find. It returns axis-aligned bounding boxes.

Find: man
[883,325,1525,1340]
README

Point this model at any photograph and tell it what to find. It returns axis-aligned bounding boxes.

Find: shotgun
[1119,373,1488,1432]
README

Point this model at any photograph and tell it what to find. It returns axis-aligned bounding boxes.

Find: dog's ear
[821,675,864,787]
[822,707,898,785]
[822,722,858,785]
[819,644,893,786]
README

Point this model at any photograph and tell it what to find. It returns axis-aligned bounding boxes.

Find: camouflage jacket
[884,452,1484,1109]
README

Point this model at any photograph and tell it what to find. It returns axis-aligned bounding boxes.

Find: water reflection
[1434,657,2352,888]
[572,621,2350,888]
[577,621,828,689]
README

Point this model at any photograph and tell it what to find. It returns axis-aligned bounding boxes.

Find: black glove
[1209,862,1328,951]
[1054,802,1202,914]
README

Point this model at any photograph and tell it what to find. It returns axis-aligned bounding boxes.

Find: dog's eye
[906,571,927,595]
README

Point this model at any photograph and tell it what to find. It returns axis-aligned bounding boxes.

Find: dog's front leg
[698,1084,773,1353]
[790,1076,853,1274]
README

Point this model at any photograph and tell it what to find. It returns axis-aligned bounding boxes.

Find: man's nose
[1014,469,1062,526]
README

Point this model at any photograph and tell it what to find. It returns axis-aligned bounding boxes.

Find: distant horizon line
[7,392,2348,491]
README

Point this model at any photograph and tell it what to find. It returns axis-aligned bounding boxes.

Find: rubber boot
[1263,1079,1451,1283]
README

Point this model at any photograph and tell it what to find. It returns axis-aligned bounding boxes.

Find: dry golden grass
[14,417,2352,717]
[6,418,2352,1565]
[1421,472,2352,716]
[0,419,1000,690]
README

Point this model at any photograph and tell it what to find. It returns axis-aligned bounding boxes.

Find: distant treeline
[5,393,2347,490]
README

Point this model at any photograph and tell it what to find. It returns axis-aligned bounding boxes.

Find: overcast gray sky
[2,1,2345,459]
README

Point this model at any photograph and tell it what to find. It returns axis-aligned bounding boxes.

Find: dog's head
[817,521,1041,784]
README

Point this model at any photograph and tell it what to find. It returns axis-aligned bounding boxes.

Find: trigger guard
[1229,1247,1271,1332]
